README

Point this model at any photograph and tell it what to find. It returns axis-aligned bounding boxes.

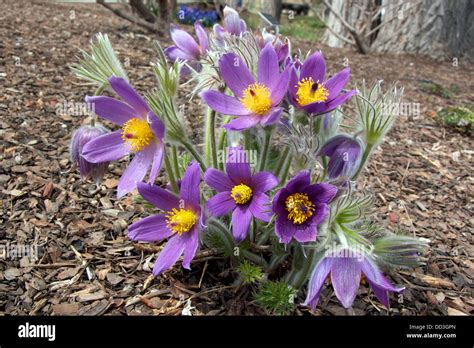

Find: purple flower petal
[325,89,358,110]
[258,43,279,91]
[305,183,337,204]
[182,227,199,269]
[179,161,201,209]
[319,135,349,157]
[301,51,326,83]
[204,168,234,192]
[117,145,154,198]
[232,205,252,242]
[260,107,282,126]
[223,6,242,35]
[271,187,290,215]
[250,171,278,193]
[82,130,130,163]
[223,115,260,131]
[85,96,135,126]
[310,203,330,225]
[200,90,250,116]
[109,76,150,116]
[286,170,311,193]
[275,215,296,244]
[324,67,350,100]
[288,66,299,106]
[269,66,291,104]
[249,192,272,222]
[128,214,172,242]
[152,235,185,276]
[147,112,165,140]
[137,182,180,211]
[170,25,200,59]
[164,46,194,62]
[148,142,164,184]
[194,21,208,53]
[219,53,255,98]
[293,223,318,243]
[304,257,333,309]
[331,257,362,308]
[361,258,405,293]
[213,23,225,42]
[207,191,235,216]
[226,150,251,184]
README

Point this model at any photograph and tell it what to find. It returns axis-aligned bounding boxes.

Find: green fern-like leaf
[237,260,263,284]
[255,281,296,315]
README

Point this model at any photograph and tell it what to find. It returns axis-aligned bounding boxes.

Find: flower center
[231,184,253,205]
[295,77,329,106]
[121,118,154,152]
[166,208,197,235]
[285,193,315,224]
[240,83,272,115]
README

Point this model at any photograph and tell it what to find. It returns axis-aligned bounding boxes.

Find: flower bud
[319,134,363,180]
[372,235,428,268]
[70,124,109,184]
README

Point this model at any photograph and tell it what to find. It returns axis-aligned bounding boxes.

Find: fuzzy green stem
[274,146,290,178]
[204,108,218,168]
[164,148,178,193]
[279,148,293,183]
[181,139,207,172]
[171,145,180,178]
[351,142,374,180]
[259,127,273,172]
[290,248,317,289]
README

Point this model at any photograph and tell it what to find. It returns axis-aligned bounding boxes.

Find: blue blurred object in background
[176,5,219,27]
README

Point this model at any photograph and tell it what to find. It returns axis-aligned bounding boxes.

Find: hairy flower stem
[90,82,108,126]
[217,116,230,171]
[290,248,317,289]
[181,139,207,172]
[274,146,290,178]
[171,145,180,178]
[351,142,374,180]
[259,127,273,172]
[163,148,178,193]
[204,108,218,168]
[279,148,293,183]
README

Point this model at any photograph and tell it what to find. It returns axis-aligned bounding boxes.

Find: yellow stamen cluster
[285,193,315,224]
[240,83,272,115]
[231,184,253,205]
[166,208,197,235]
[121,118,154,152]
[295,77,329,106]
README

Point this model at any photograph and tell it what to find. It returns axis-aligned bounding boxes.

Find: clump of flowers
[70,10,426,314]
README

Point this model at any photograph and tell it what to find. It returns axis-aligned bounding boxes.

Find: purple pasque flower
[204,147,278,242]
[304,248,405,309]
[272,171,336,244]
[288,51,358,115]
[128,162,203,276]
[82,76,165,198]
[319,134,363,180]
[164,21,209,63]
[200,43,290,131]
[257,29,289,64]
[213,6,247,43]
[70,124,109,184]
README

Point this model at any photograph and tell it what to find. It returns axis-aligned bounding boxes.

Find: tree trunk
[261,0,283,23]
[321,0,474,61]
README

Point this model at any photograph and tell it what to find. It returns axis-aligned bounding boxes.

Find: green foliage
[237,260,264,284]
[420,81,460,99]
[436,106,473,134]
[256,281,296,315]
[280,16,325,41]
